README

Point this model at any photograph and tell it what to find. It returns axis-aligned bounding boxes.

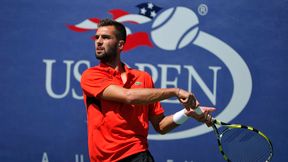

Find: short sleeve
[80,67,122,98]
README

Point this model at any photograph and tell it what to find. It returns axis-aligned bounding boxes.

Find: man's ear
[118,40,125,49]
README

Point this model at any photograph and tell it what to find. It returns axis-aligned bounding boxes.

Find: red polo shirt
[80,63,164,162]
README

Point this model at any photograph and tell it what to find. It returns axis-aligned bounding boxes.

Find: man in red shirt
[81,19,215,162]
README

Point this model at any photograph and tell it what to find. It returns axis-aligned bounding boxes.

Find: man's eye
[102,36,110,39]
[91,35,111,40]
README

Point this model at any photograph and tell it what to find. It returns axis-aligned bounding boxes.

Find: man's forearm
[125,88,179,104]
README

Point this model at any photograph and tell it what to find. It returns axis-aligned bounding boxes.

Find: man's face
[94,26,119,62]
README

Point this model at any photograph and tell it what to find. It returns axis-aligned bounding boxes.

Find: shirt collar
[99,62,132,76]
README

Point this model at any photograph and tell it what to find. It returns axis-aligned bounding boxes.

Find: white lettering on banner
[41,152,85,162]
[44,59,220,104]
[158,64,181,89]
[43,59,73,99]
[135,63,221,104]
[75,154,84,162]
[158,64,181,103]
[41,152,49,162]
[184,65,222,105]
[43,59,90,99]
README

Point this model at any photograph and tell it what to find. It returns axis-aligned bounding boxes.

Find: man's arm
[150,107,216,134]
[100,85,197,109]
[149,114,178,135]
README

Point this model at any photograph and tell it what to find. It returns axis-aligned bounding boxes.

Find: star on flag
[136,2,162,18]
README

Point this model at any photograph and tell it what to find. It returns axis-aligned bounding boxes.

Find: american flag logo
[67,2,162,52]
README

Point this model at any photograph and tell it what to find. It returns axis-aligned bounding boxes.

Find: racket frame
[211,119,273,162]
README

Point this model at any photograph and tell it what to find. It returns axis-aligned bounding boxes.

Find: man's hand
[177,89,197,111]
[185,106,216,127]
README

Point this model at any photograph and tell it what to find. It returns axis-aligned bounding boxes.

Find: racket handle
[194,106,203,115]
[195,106,215,123]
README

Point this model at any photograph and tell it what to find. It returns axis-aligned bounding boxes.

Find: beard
[95,44,118,63]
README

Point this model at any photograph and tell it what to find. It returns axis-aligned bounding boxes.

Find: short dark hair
[97,19,126,42]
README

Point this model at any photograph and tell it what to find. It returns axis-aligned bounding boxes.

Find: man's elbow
[158,130,169,135]
[124,92,138,104]
[156,127,170,135]
[124,89,143,104]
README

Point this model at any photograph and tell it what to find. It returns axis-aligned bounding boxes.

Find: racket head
[212,120,273,162]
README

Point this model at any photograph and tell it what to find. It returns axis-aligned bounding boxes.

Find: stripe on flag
[123,32,153,51]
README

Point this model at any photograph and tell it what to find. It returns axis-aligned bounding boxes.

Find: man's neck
[101,60,125,73]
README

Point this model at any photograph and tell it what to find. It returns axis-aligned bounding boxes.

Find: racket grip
[194,106,215,123]
[194,106,203,115]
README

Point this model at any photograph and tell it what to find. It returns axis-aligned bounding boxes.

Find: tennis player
[80,19,215,162]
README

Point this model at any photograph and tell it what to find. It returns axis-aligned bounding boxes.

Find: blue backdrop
[1,0,288,162]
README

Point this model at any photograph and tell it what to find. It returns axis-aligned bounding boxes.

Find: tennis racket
[194,107,273,162]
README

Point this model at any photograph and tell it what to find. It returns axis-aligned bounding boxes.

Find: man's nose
[96,37,103,44]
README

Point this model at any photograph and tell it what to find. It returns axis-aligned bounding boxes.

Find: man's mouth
[97,47,104,50]
[96,47,104,53]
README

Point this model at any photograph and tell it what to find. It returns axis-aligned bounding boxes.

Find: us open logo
[67,3,252,140]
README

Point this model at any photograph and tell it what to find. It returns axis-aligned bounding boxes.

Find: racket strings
[220,128,272,162]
